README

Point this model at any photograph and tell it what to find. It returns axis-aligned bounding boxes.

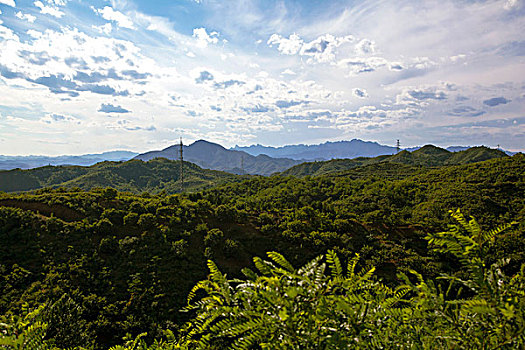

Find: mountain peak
[413,145,450,155]
[189,139,226,150]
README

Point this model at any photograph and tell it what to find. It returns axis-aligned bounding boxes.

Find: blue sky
[0,0,524,155]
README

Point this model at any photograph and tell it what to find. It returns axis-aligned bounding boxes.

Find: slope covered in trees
[280,145,508,177]
[0,158,242,193]
[0,154,523,348]
[0,145,509,195]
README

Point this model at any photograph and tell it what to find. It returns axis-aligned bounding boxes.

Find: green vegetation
[0,159,242,193]
[0,146,507,194]
[1,211,523,349]
[280,145,507,177]
[0,153,523,348]
[179,211,524,349]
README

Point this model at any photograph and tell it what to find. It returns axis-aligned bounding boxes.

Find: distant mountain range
[233,140,517,161]
[134,140,300,176]
[280,145,509,177]
[0,158,240,193]
[0,151,138,170]
[231,139,398,161]
[0,144,511,194]
[1,139,517,173]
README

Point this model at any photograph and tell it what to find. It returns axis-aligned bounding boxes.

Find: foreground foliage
[0,155,523,348]
[176,210,524,349]
[2,210,522,349]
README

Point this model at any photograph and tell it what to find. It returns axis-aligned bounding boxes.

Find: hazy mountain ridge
[135,140,301,176]
[231,139,398,161]
[0,151,138,170]
[1,139,516,172]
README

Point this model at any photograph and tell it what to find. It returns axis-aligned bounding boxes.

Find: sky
[0,0,524,155]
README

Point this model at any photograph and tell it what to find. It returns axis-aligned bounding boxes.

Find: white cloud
[27,29,42,38]
[355,39,375,55]
[93,6,134,29]
[504,0,522,10]
[1,0,525,152]
[396,87,447,106]
[267,33,303,55]
[15,11,37,23]
[192,27,219,48]
[41,113,79,124]
[0,0,15,7]
[49,0,67,6]
[338,57,388,75]
[411,57,437,70]
[34,1,64,18]
[0,23,19,41]
[268,33,355,63]
[388,62,404,71]
[300,34,353,63]
[92,23,112,35]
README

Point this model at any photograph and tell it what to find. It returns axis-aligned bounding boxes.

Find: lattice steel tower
[179,137,184,193]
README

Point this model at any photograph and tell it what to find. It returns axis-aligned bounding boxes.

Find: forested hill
[135,140,300,175]
[0,145,510,194]
[0,158,242,193]
[281,145,508,177]
[0,154,523,348]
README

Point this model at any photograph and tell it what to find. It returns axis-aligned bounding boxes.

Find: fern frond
[461,299,495,315]
[186,280,211,305]
[267,252,294,272]
[346,254,360,278]
[207,260,226,284]
[450,209,469,231]
[241,267,258,281]
[483,222,515,242]
[382,287,410,309]
[326,250,343,279]
[253,257,273,276]
[297,254,323,273]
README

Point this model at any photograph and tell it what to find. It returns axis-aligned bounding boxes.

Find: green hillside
[0,154,523,348]
[281,145,508,177]
[0,158,243,193]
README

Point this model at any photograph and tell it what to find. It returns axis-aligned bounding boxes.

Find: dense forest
[0,158,243,193]
[0,145,506,194]
[0,153,523,348]
[280,145,507,176]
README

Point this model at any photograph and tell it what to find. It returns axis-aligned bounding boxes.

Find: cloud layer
[0,0,523,155]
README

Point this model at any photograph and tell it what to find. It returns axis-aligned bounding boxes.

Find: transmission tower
[179,137,184,193]
[241,155,245,175]
[396,139,400,153]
